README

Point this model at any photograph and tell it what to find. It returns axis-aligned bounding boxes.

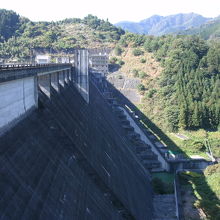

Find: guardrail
[0,63,72,71]
[0,63,73,83]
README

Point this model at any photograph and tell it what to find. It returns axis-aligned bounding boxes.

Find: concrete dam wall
[0,62,153,219]
[0,76,37,130]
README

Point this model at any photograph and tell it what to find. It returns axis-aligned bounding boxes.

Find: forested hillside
[0,9,23,42]
[113,33,220,132]
[181,18,220,40]
[0,10,124,60]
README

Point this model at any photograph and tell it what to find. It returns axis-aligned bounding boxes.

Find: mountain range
[180,16,220,40]
[115,13,213,35]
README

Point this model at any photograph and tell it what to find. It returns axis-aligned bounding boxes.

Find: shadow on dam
[104,79,186,158]
[0,78,153,219]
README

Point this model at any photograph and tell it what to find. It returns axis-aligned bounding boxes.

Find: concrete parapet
[0,64,72,83]
[38,74,51,97]
[51,72,59,92]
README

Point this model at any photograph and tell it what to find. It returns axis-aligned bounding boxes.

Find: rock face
[115,13,211,35]
[107,72,142,104]
[152,194,177,220]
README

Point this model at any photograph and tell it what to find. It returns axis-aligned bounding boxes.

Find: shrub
[132,48,144,56]
[152,178,165,194]
[152,177,173,194]
[119,40,128,47]
[117,59,125,65]
[109,56,118,64]
[137,83,145,92]
[204,164,220,176]
[132,69,139,77]
[118,75,123,79]
[138,71,148,78]
[148,89,157,98]
[140,58,146,63]
[191,141,206,152]
[114,46,123,56]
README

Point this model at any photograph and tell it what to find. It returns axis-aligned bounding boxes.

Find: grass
[166,129,220,159]
[152,172,174,194]
[137,103,220,158]
[179,165,220,220]
[152,172,174,185]
[138,109,220,159]
[138,102,220,158]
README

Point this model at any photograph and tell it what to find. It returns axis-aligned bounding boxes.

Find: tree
[207,45,220,73]
[178,104,188,129]
[137,83,145,92]
[191,102,202,128]
[139,71,147,78]
[114,46,123,56]
[132,48,144,56]
[0,9,20,41]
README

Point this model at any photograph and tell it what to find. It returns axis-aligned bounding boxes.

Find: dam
[0,49,212,220]
[0,50,153,220]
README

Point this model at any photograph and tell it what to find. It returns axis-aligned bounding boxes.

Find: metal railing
[0,63,72,71]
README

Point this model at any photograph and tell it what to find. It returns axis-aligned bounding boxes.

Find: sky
[1,0,220,23]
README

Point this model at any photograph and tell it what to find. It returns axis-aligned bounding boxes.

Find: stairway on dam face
[110,97,178,220]
[109,101,178,220]
[112,105,161,171]
[94,76,177,220]
[93,76,161,173]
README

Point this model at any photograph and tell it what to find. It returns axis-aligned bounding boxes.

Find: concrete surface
[0,77,37,130]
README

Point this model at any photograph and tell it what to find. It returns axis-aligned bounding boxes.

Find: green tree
[114,46,123,56]
[132,48,144,56]
[137,83,145,92]
[0,9,21,41]
[178,104,188,129]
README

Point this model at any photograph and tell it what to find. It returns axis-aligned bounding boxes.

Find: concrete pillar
[75,49,89,103]
[68,69,72,82]
[71,66,77,86]
[64,70,68,84]
[38,74,51,97]
[34,76,38,108]
[59,71,65,87]
[66,69,70,84]
[51,72,59,92]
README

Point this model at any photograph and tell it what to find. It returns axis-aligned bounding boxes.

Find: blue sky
[1,0,219,23]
